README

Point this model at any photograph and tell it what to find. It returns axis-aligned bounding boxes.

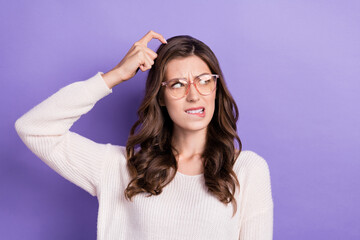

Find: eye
[170,79,187,89]
[198,75,212,85]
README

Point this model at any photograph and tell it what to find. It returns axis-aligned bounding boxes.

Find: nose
[186,80,200,102]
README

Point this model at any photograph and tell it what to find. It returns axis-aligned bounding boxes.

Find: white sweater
[15,72,274,240]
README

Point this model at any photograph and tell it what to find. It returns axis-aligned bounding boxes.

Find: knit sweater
[15,72,274,240]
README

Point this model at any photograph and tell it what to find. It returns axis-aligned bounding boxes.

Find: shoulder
[105,144,128,170]
[233,150,271,180]
[234,151,274,215]
[106,144,140,166]
[106,144,126,159]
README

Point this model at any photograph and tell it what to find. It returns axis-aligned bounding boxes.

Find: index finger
[138,30,167,46]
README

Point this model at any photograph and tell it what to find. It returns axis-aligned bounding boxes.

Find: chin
[177,123,209,132]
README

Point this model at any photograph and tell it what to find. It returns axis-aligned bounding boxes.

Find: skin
[160,56,216,174]
[102,31,213,175]
[102,30,167,89]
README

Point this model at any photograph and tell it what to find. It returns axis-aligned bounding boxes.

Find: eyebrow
[167,72,211,81]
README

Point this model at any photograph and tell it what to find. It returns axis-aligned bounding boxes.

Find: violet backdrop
[1,0,359,239]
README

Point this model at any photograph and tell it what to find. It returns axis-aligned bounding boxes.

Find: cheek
[207,94,216,110]
[164,97,181,118]
[206,97,216,120]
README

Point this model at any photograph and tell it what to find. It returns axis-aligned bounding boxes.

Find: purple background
[1,0,359,239]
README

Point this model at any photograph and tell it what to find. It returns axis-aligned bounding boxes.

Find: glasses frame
[161,73,219,99]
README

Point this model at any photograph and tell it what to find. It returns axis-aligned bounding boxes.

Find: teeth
[186,108,204,114]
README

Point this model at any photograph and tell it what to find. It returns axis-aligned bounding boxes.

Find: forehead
[165,55,211,79]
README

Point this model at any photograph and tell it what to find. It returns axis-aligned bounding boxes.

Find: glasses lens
[195,74,216,95]
[168,79,187,98]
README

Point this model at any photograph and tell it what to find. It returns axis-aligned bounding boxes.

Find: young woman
[15,30,274,239]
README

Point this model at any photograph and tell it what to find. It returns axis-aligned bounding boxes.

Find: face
[160,55,216,134]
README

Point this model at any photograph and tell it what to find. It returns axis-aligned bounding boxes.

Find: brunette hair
[124,35,242,217]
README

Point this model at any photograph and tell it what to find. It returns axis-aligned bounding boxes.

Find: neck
[171,126,207,159]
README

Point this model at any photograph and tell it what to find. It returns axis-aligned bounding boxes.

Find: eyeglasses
[161,73,219,99]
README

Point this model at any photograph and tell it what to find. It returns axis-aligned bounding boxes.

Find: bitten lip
[184,107,205,112]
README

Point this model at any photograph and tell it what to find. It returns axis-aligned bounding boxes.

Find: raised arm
[14,30,167,197]
[15,72,114,197]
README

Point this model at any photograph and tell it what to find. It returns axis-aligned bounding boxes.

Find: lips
[184,107,205,112]
[184,107,205,117]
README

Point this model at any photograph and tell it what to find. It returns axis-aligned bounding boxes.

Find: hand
[102,30,167,89]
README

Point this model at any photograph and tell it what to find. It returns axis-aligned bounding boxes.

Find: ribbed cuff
[84,72,113,101]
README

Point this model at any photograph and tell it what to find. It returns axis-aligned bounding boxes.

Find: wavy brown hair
[124,35,242,217]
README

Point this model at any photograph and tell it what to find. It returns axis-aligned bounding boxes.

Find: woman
[15,30,274,239]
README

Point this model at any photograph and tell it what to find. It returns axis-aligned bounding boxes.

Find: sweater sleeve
[239,152,274,240]
[14,72,113,197]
